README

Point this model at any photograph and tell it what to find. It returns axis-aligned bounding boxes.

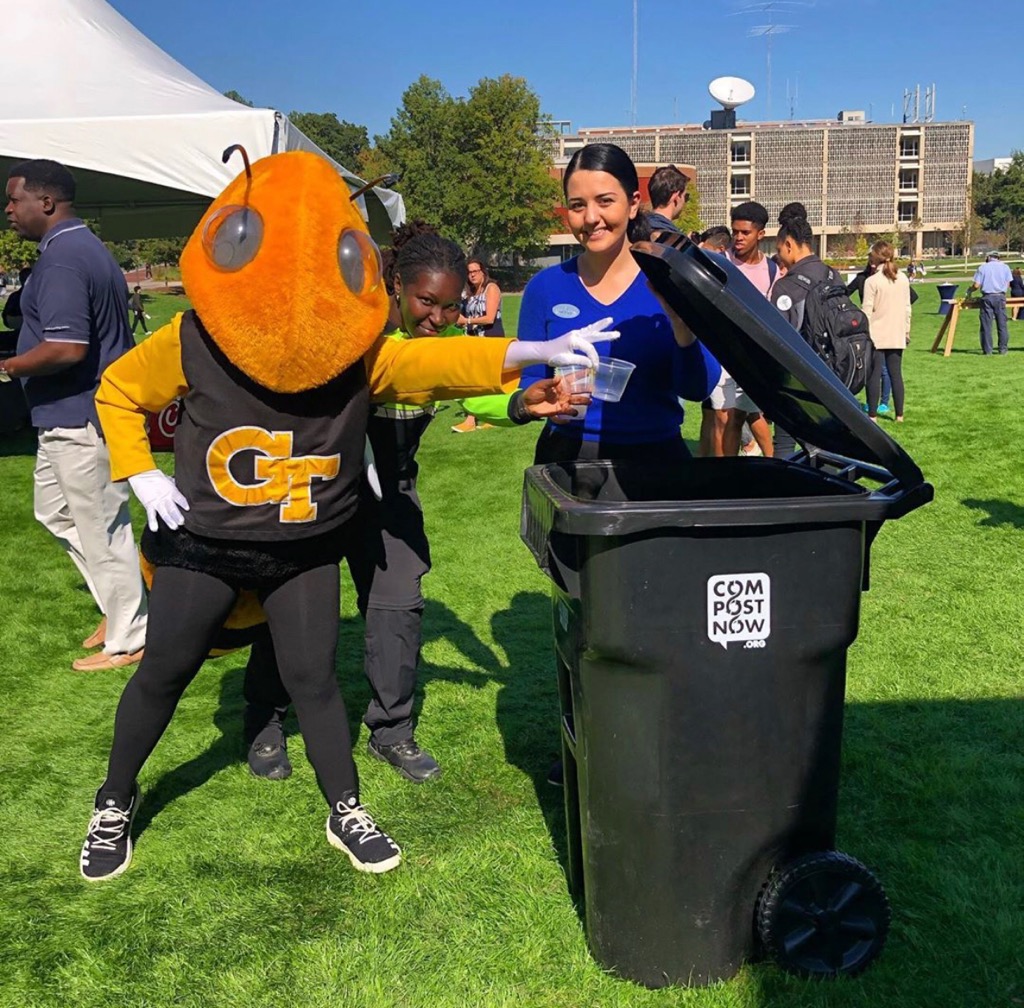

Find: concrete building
[974,156,1012,174]
[543,114,974,259]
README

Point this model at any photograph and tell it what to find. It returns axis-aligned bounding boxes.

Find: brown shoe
[451,418,477,433]
[82,617,107,650]
[72,648,144,672]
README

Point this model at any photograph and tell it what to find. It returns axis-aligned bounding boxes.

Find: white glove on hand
[128,469,190,532]
[503,317,620,370]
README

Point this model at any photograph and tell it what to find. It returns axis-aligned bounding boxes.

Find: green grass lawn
[1,284,1022,1007]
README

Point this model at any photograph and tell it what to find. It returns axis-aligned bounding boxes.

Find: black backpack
[794,268,873,395]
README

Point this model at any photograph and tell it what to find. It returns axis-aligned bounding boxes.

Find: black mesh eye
[337,229,382,295]
[202,205,264,271]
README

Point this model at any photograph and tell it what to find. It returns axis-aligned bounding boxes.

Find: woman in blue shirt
[518,143,720,464]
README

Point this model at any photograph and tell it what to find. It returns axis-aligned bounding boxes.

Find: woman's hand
[522,377,589,423]
[646,281,695,347]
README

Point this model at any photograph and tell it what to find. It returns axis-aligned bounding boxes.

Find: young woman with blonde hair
[863,240,911,422]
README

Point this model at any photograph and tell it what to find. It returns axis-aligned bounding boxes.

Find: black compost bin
[520,237,933,989]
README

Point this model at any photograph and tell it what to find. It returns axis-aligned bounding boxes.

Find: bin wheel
[756,850,890,978]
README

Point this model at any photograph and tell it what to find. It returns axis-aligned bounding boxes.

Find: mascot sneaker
[80,784,141,881]
[327,793,401,873]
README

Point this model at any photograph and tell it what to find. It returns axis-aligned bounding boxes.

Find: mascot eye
[338,229,382,295]
[202,205,264,271]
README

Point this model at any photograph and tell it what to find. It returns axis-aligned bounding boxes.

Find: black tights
[868,349,905,417]
[102,564,356,807]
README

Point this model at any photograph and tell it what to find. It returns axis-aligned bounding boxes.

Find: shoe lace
[335,803,386,846]
[85,805,131,852]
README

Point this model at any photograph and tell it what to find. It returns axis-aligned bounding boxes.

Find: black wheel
[756,850,890,978]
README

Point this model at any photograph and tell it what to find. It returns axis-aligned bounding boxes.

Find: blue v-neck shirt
[518,258,720,444]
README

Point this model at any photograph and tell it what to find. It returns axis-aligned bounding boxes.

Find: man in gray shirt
[968,251,1013,355]
[1,159,146,670]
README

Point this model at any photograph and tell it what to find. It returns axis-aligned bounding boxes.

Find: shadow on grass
[962,497,1024,529]
[133,662,247,836]
[0,426,36,457]
[489,591,570,883]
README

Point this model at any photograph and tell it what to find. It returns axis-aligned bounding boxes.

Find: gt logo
[206,426,340,523]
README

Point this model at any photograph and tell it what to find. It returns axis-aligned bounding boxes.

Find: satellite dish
[709,77,756,110]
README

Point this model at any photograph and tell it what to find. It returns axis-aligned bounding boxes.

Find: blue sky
[109,0,1018,159]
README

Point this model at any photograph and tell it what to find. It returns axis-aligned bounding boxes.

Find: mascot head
[180,148,389,393]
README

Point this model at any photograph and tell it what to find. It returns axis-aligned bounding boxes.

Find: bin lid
[632,237,925,493]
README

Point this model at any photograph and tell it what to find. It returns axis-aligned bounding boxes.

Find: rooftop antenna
[731,1,808,119]
[630,0,638,126]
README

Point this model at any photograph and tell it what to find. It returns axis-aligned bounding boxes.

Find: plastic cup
[554,364,593,420]
[592,356,636,402]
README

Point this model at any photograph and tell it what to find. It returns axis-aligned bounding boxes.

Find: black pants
[244,483,430,748]
[130,311,147,334]
[103,564,357,806]
[867,348,905,417]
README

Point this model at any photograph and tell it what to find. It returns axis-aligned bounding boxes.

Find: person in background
[698,226,730,252]
[862,240,911,423]
[2,267,32,333]
[719,201,776,458]
[967,251,1012,355]
[646,164,689,235]
[1009,267,1024,321]
[452,257,504,433]
[128,285,150,336]
[1,158,147,671]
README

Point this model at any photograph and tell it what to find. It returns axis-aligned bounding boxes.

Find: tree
[287,112,368,169]
[372,76,466,232]
[456,75,561,267]
[673,180,703,236]
[372,74,561,271]
[973,152,1024,234]
[0,230,38,274]
[224,90,254,107]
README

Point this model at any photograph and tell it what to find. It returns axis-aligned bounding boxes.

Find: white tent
[0,0,404,241]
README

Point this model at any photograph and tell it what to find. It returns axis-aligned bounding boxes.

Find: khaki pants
[34,424,147,654]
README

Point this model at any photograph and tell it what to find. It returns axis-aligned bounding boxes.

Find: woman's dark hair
[381,220,467,295]
[563,143,648,243]
[777,201,814,247]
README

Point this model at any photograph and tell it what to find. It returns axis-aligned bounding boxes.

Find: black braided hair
[777,201,814,247]
[381,220,468,296]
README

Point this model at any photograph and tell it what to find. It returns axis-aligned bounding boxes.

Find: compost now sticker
[707,573,771,650]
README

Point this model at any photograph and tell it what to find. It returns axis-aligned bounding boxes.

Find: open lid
[632,236,926,493]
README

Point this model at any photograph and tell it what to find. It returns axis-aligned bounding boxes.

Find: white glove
[503,317,620,370]
[128,469,190,532]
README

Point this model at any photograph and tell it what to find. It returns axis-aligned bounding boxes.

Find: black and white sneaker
[326,792,401,874]
[80,783,141,882]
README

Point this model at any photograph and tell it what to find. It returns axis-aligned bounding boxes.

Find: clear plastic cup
[592,356,636,402]
[554,365,593,420]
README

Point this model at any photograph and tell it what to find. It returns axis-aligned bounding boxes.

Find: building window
[730,140,750,164]
[899,168,918,190]
[898,200,917,223]
[900,136,919,158]
[730,174,751,196]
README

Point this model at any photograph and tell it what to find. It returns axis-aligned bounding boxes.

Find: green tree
[456,75,561,266]
[973,152,1024,232]
[224,90,254,107]
[673,180,703,236]
[288,112,369,169]
[373,74,561,271]
[0,230,38,274]
[373,76,466,231]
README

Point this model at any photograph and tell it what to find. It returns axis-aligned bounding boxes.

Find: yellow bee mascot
[79,148,528,882]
